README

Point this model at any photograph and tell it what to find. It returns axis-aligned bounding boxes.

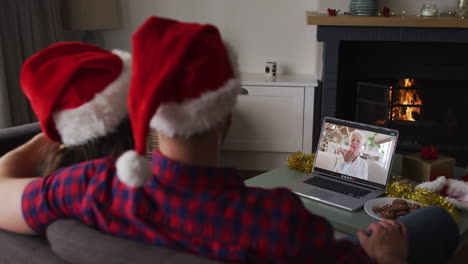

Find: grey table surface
[245,166,468,235]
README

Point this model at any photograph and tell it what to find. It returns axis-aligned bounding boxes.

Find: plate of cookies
[364,197,422,221]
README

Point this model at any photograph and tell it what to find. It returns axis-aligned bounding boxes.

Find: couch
[0,122,41,156]
[2,123,466,264]
[0,122,225,264]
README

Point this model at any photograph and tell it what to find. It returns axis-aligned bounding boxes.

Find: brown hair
[38,118,134,176]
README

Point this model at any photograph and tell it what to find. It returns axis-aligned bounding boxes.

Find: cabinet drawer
[224,85,304,152]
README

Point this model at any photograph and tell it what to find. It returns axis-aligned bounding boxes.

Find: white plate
[364,197,421,221]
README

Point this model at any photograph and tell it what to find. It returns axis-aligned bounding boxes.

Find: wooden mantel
[306,11,468,28]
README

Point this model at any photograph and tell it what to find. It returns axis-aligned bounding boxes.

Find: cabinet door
[224,85,304,152]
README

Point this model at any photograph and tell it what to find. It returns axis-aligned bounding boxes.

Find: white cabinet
[221,73,318,171]
[223,86,304,152]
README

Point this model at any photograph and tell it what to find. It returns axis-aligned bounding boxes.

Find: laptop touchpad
[308,189,335,199]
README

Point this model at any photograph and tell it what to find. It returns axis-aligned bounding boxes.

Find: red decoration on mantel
[327,8,339,16]
[381,6,390,17]
[420,146,439,160]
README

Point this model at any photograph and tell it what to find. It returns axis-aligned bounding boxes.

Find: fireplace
[316,26,468,167]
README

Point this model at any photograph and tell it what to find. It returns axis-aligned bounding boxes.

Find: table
[245,166,468,235]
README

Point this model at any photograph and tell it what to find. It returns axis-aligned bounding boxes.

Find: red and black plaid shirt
[22,150,372,263]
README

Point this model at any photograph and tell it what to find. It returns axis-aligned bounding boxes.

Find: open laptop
[286,117,399,211]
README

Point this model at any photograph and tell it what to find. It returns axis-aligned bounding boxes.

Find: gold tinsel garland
[287,152,315,173]
[287,152,457,220]
[385,181,458,221]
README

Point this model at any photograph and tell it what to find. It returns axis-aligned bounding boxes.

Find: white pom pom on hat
[116,151,152,187]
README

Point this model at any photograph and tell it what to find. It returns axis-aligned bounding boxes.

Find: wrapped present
[402,152,455,182]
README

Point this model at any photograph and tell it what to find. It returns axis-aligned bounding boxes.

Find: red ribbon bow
[420,146,439,160]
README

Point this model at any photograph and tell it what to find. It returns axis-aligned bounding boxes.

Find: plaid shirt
[22,150,372,263]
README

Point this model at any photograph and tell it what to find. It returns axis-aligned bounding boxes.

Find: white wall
[318,0,456,15]
[100,0,320,75]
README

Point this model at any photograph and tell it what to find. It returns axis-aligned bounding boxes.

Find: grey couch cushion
[47,220,227,264]
[0,122,41,156]
[0,123,229,264]
[0,229,68,264]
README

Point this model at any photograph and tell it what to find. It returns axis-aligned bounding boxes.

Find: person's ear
[226,113,232,128]
[217,114,232,146]
[223,114,232,138]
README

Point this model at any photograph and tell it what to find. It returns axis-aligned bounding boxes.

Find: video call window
[314,123,397,185]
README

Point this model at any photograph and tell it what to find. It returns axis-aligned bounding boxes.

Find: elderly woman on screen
[333,130,369,180]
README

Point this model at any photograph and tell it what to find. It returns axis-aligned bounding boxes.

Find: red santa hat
[20,42,131,146]
[417,175,468,211]
[116,16,240,187]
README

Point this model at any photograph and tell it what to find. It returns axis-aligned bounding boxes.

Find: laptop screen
[313,117,399,189]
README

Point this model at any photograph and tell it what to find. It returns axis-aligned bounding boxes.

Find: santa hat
[417,176,468,211]
[20,42,131,146]
[116,16,240,187]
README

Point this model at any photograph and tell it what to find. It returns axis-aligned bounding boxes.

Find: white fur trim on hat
[416,176,448,193]
[53,50,131,146]
[417,176,468,211]
[446,198,468,211]
[445,179,468,211]
[150,78,240,138]
[116,150,152,187]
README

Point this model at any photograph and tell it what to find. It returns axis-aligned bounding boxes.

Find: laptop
[286,117,399,211]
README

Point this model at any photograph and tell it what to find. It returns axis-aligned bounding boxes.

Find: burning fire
[401,78,415,87]
[390,78,422,121]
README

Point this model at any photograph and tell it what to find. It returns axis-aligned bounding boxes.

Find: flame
[402,78,415,87]
[390,79,422,121]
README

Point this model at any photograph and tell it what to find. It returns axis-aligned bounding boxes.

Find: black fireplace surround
[317,26,468,166]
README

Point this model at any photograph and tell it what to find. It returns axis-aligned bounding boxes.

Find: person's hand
[339,148,357,163]
[12,133,60,163]
[357,220,409,264]
[0,133,60,179]
[26,133,60,155]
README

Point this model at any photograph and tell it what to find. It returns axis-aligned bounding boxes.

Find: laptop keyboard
[305,177,371,198]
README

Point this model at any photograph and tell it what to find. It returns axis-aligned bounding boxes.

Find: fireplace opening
[354,78,468,167]
[388,78,422,123]
[357,78,425,126]
[335,41,468,167]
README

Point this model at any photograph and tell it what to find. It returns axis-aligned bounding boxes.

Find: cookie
[395,210,409,217]
[372,199,422,220]
[379,210,397,220]
[373,204,391,213]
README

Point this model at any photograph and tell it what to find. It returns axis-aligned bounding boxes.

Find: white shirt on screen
[333,155,369,180]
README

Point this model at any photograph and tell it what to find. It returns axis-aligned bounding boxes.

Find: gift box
[402,153,455,182]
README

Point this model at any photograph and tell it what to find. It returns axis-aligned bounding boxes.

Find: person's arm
[242,188,374,263]
[0,133,59,179]
[0,133,60,234]
[333,153,351,173]
[0,178,37,234]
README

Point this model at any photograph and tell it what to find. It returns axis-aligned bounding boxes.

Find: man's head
[156,118,231,167]
[116,16,240,187]
[349,130,364,154]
